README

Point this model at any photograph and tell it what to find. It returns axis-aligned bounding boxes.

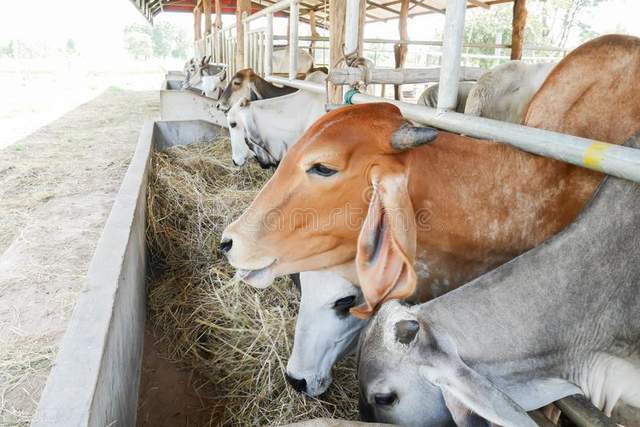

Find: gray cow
[358,134,640,426]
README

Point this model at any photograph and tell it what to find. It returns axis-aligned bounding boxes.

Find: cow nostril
[219,238,233,254]
[285,374,307,394]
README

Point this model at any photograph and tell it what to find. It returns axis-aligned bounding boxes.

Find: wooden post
[329,0,347,103]
[511,0,527,60]
[203,0,212,36]
[214,0,222,30]
[394,0,409,100]
[236,0,251,69]
[194,6,202,41]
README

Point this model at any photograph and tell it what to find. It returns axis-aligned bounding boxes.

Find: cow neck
[251,75,297,99]
[403,132,604,302]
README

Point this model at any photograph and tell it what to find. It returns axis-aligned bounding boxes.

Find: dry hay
[146,139,359,426]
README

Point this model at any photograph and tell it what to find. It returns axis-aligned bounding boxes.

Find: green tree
[151,22,173,57]
[65,38,77,55]
[171,29,189,58]
[124,22,190,59]
[456,0,606,66]
[124,27,153,60]
[0,40,14,58]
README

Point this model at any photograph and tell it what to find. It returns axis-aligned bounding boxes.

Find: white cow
[464,60,556,123]
[285,271,367,396]
[272,46,315,75]
[200,70,227,99]
[182,56,227,100]
[224,71,326,168]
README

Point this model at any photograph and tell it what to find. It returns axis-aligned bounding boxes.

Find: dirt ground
[137,330,221,427]
[0,87,159,425]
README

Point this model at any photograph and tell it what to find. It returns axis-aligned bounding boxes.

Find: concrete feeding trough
[160,77,228,128]
[27,117,625,427]
[31,120,228,427]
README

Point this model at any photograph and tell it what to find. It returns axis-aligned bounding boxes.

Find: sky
[1,0,639,60]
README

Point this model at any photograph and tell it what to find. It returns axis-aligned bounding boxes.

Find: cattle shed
[31,0,640,426]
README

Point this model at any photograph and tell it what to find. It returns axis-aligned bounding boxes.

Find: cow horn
[391,123,438,151]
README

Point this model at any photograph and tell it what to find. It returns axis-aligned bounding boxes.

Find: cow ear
[249,80,264,100]
[440,390,492,427]
[422,353,537,427]
[351,170,417,319]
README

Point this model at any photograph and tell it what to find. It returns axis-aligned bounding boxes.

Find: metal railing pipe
[555,396,617,427]
[349,92,640,184]
[271,35,569,52]
[265,76,326,94]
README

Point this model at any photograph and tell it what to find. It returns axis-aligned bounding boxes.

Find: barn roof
[132,0,514,25]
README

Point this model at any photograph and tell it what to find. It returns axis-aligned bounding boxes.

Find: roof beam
[408,0,445,13]
[366,0,401,15]
[378,0,444,13]
[129,0,154,23]
[467,0,490,9]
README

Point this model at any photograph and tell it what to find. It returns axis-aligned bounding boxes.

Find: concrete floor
[0,88,159,425]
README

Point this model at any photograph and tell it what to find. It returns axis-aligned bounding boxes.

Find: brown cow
[221,35,640,318]
[216,68,298,112]
[524,34,640,141]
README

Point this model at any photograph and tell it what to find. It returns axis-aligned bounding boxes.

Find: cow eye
[374,392,397,406]
[333,295,356,309]
[233,80,240,86]
[307,163,337,177]
[229,122,237,128]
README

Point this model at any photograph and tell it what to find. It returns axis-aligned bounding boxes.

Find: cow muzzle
[220,228,277,288]
[216,101,230,113]
[285,371,331,397]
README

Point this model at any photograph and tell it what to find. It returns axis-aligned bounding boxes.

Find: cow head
[286,271,367,396]
[221,103,438,317]
[216,68,261,112]
[358,301,537,427]
[357,301,453,426]
[225,98,278,168]
[183,57,197,75]
[201,68,227,99]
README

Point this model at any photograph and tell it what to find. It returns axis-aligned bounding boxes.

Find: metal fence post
[243,12,250,69]
[345,0,360,55]
[437,0,466,111]
[289,0,299,79]
[265,12,274,76]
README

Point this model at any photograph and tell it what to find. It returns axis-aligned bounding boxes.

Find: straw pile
[146,139,359,426]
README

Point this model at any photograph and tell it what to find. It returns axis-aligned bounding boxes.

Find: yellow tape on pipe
[583,142,610,171]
